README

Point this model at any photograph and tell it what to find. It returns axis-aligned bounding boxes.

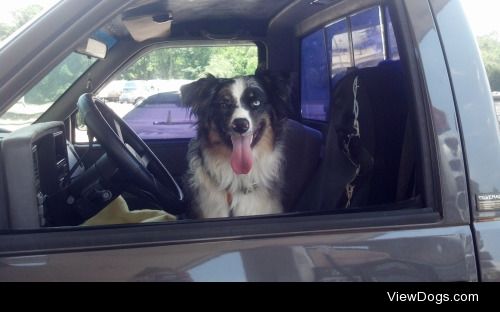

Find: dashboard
[0,122,70,229]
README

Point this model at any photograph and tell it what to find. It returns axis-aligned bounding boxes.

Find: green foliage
[204,46,258,78]
[1,4,95,104]
[23,45,258,104]
[12,4,43,29]
[478,33,500,91]
[0,23,14,42]
[0,4,43,42]
[120,46,258,80]
[25,53,94,104]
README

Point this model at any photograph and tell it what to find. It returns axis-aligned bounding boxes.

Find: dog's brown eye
[218,99,231,109]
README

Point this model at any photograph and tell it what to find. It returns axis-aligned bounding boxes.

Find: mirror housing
[76,38,107,59]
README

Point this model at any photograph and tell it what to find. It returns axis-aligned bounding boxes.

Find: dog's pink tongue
[230,135,253,175]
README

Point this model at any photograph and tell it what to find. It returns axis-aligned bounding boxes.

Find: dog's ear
[255,70,293,120]
[181,74,219,117]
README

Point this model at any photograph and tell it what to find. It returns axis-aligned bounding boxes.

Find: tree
[24,53,93,104]
[12,4,43,29]
[0,23,15,42]
[477,32,500,91]
[119,46,257,80]
[0,5,43,42]
[205,46,258,77]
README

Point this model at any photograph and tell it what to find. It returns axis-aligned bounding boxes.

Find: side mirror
[76,38,107,59]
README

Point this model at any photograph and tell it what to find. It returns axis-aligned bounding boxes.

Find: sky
[0,0,500,36]
[460,0,500,36]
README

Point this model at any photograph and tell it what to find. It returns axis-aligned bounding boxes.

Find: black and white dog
[180,72,290,218]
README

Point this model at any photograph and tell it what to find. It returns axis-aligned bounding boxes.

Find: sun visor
[122,12,173,42]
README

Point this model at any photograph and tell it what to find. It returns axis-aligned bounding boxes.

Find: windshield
[0,52,97,132]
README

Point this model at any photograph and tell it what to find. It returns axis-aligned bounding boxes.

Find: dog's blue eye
[252,100,261,107]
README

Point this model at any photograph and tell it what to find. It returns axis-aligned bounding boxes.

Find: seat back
[281,119,323,211]
[296,60,412,211]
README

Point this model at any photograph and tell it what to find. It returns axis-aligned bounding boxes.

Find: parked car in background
[147,79,193,94]
[123,90,196,140]
[97,80,126,102]
[119,80,152,105]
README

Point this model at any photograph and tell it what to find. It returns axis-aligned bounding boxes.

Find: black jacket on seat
[296,61,411,212]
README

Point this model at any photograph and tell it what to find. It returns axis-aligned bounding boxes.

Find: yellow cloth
[82,195,176,226]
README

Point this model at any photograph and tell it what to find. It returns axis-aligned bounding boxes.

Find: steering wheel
[77,93,184,214]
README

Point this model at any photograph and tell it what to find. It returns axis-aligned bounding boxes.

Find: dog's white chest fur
[187,140,284,218]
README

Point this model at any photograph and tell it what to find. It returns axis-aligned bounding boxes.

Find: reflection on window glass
[187,252,246,282]
[385,7,400,60]
[327,18,352,76]
[76,45,258,142]
[326,18,353,94]
[301,29,330,121]
[351,6,385,68]
[0,52,96,133]
[494,93,500,124]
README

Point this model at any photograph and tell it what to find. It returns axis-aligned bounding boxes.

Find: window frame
[297,1,444,221]
[0,206,441,256]
[14,5,435,230]
[0,1,465,258]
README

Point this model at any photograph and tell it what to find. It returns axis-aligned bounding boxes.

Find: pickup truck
[0,0,499,282]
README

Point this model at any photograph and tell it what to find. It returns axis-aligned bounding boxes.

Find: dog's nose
[232,118,250,134]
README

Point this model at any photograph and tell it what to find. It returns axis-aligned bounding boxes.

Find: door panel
[427,0,500,281]
[0,226,476,281]
[474,222,500,281]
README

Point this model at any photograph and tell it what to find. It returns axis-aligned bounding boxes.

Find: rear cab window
[301,5,399,121]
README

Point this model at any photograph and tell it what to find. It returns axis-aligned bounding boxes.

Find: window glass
[0,52,97,133]
[326,18,352,90]
[76,45,258,142]
[350,6,385,68]
[462,0,500,124]
[301,29,330,121]
[300,5,403,121]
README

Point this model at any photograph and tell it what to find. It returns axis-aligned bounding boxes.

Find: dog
[180,72,291,218]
